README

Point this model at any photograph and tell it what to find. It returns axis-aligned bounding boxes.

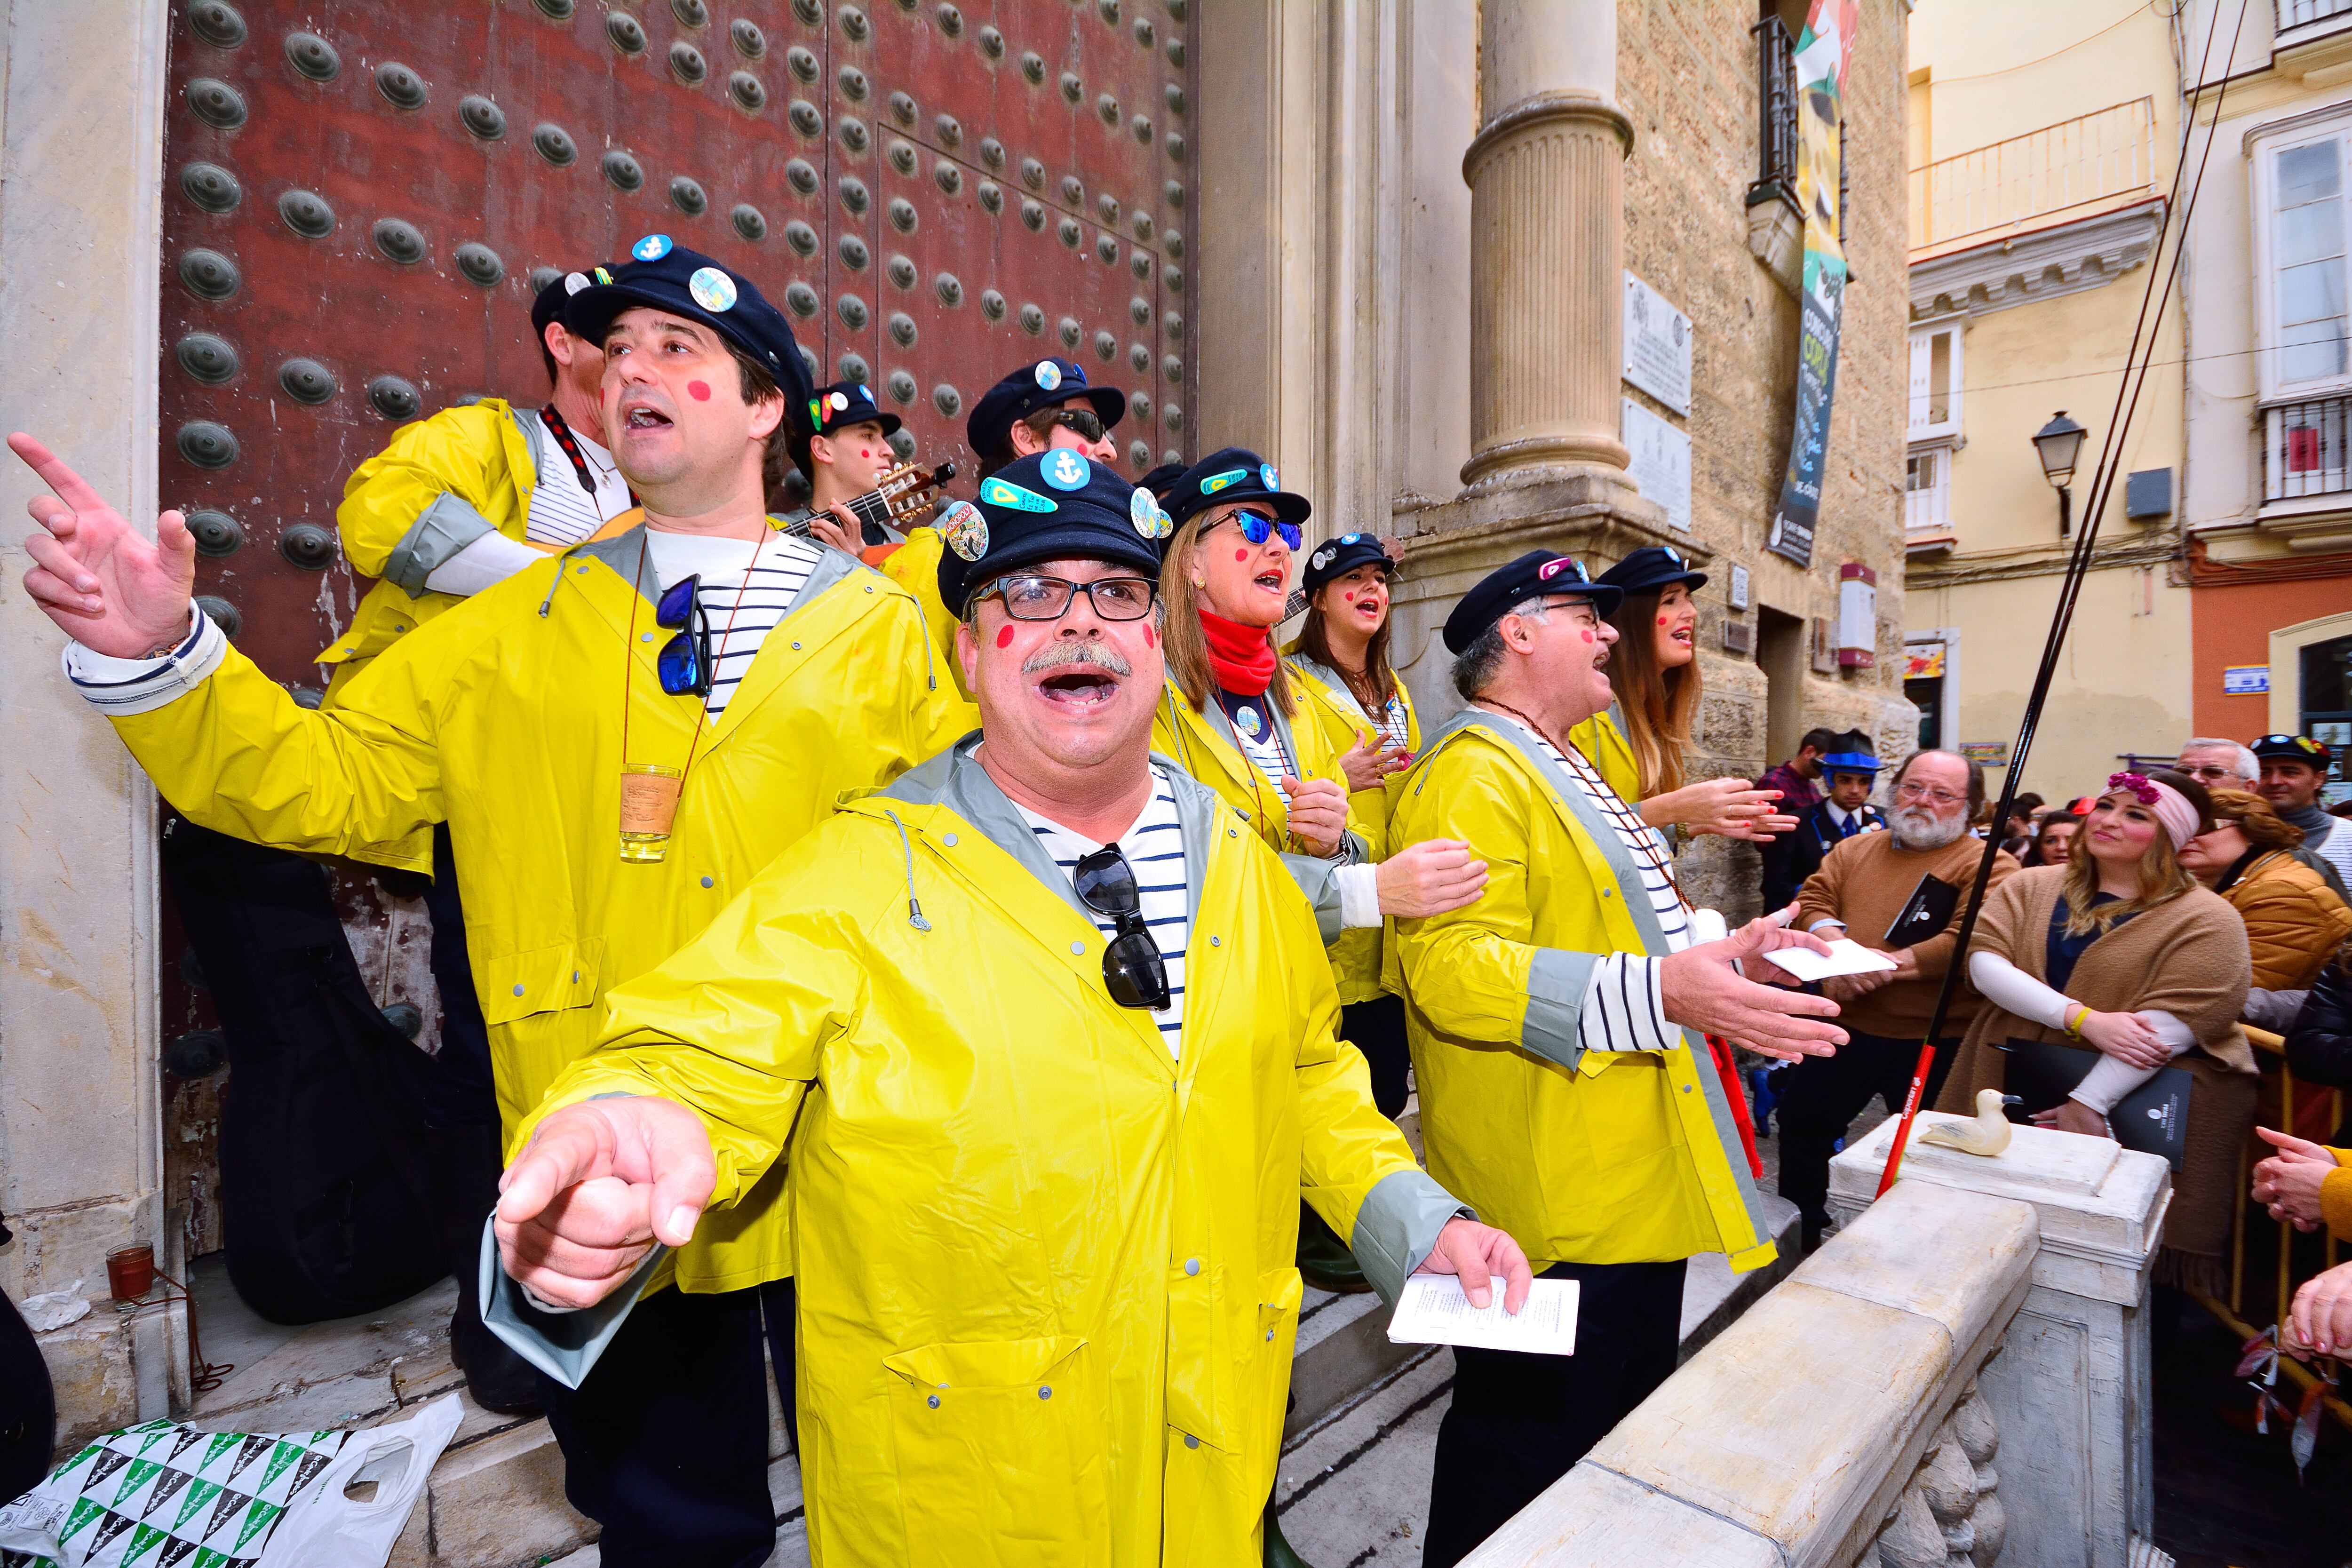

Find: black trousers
[1421,1258,1686,1568]
[1774,1028,1955,1222]
[420,823,499,1131]
[537,1279,798,1568]
[1343,995,1411,1120]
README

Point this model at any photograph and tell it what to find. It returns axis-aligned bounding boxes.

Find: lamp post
[2033,410,2088,538]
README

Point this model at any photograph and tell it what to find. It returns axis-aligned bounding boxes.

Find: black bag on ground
[162,816,443,1324]
[0,1275,56,1505]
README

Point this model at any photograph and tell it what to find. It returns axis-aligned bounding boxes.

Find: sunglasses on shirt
[1216,508,1302,552]
[1072,845,1172,1011]
[653,575,711,699]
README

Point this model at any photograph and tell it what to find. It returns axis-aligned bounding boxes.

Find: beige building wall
[1904,0,2193,803]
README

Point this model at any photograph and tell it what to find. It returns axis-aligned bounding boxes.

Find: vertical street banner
[1766,0,1859,569]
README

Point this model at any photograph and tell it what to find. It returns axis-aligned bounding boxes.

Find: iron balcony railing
[1908,97,2157,255]
[2264,394,2352,501]
[2280,0,2352,33]
[1751,15,1798,202]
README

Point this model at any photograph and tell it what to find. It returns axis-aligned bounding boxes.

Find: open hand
[2077,1010,2167,1070]
[1410,1216,1533,1314]
[494,1097,718,1310]
[1375,838,1487,918]
[1641,777,1796,841]
[1337,729,1410,793]
[1661,911,1847,1061]
[11,433,196,658]
[1282,775,1350,858]
[2030,1099,2110,1138]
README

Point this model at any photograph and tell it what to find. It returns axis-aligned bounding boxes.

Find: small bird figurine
[1916,1089,2022,1158]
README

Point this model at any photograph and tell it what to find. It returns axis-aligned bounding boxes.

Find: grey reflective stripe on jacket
[384,492,500,596]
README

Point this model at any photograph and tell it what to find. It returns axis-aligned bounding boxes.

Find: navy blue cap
[935,448,1169,618]
[1137,461,1187,499]
[802,379,901,441]
[563,234,813,410]
[2254,732,2334,766]
[1166,446,1312,530]
[1441,550,1624,654]
[1598,543,1707,597]
[1302,533,1398,597]
[532,268,595,340]
[966,358,1126,456]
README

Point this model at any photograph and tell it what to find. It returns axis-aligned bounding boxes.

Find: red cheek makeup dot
[1582,629,1594,643]
[686,380,713,402]
[1234,548,1251,562]
[1657,614,1670,626]
[1344,592,1356,602]
[859,448,872,459]
[994,625,1016,649]
[1144,625,1156,648]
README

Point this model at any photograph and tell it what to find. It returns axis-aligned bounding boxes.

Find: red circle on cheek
[1582,629,1594,643]
[1143,626,1155,648]
[1657,614,1670,626]
[686,380,712,402]
[1234,548,1250,562]
[1344,592,1356,602]
[994,626,1015,649]
[859,448,872,459]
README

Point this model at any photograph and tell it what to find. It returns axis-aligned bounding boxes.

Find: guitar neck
[780,486,902,539]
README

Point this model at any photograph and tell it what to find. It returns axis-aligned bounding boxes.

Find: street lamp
[2033,410,2088,537]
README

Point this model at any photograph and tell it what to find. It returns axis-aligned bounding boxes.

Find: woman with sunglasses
[1286,532,1422,1122]
[1935,769,2257,1294]
[1568,546,1797,853]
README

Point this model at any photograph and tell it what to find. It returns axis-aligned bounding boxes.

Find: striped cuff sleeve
[62,604,228,716]
[1575,953,1674,1054]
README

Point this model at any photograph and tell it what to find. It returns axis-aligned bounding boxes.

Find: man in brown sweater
[1776,748,2019,1247]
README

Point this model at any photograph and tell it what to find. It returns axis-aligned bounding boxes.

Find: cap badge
[1537,557,1589,583]
[1310,546,1335,571]
[942,501,990,562]
[1662,545,1683,565]
[1260,463,1280,492]
[1339,533,1363,545]
[688,266,739,312]
[1033,360,1063,391]
[592,265,614,285]
[980,477,1058,514]
[1200,467,1248,496]
[1042,450,1091,491]
[807,397,824,428]
[1129,486,1159,538]
[1154,507,1173,539]
[829,391,850,412]
[563,271,591,295]
[632,234,673,262]
[858,383,874,403]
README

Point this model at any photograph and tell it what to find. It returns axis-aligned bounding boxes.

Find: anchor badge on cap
[632,233,674,262]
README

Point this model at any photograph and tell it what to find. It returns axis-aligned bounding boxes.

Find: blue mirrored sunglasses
[653,575,710,698]
[1231,509,1302,552]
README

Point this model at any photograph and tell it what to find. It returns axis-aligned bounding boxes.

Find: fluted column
[1460,1,1633,487]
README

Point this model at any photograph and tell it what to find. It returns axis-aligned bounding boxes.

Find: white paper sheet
[1759,938,1899,984]
[1385,1274,1579,1356]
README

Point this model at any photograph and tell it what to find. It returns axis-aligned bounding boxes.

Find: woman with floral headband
[1934,768,2257,1294]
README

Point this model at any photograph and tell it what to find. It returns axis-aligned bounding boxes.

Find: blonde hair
[2059,769,2206,937]
[1604,588,1701,797]
[1158,516,1296,719]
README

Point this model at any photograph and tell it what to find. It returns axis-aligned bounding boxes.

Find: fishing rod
[1872,0,2249,1198]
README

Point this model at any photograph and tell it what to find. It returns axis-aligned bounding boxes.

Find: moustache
[1021,640,1134,679]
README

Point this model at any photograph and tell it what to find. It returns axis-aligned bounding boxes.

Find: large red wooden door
[157,0,1197,1252]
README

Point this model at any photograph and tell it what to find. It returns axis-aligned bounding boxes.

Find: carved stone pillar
[1460,0,1634,487]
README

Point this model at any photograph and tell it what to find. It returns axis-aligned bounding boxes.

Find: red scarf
[1199,608,1278,697]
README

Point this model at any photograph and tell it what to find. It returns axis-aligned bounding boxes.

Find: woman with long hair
[1286,532,1421,1121]
[1935,770,2257,1291]
[2179,788,2352,992]
[2021,810,2080,868]
[1569,547,1796,853]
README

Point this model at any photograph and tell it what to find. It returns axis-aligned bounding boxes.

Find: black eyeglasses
[1042,408,1106,442]
[980,574,1158,621]
[1072,846,1171,1011]
[653,575,711,698]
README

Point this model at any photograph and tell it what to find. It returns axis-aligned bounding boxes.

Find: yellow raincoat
[503,742,1465,1565]
[318,398,542,692]
[1283,655,1423,1004]
[110,528,966,1291]
[1565,704,1640,803]
[878,524,982,726]
[1152,679,1368,944]
[1388,710,1777,1272]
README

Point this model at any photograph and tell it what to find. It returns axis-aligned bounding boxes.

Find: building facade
[1902,0,2193,805]
[0,0,1913,1451]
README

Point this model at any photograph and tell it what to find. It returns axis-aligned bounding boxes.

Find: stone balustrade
[1457,1116,2174,1568]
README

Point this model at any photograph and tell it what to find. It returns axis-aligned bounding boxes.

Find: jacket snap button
[791,640,803,650]
[576,564,588,573]
[1071,939,1086,955]
[1038,1385,1052,1400]
[512,984,525,996]
[1209,936,1220,947]
[1681,1083,1693,1093]
[927,1394,940,1409]
[571,971,581,982]
[1226,828,1237,837]
[1266,1329,1275,1340]
[701,876,715,888]
[1184,1434,1199,1449]
[865,584,875,592]
[1601,888,1613,898]
[943,833,958,846]
[1184,1257,1200,1276]
[641,632,653,642]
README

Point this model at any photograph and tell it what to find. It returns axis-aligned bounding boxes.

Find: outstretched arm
[14,433,197,657]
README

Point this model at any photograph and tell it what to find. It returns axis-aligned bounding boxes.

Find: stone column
[1460,0,1634,486]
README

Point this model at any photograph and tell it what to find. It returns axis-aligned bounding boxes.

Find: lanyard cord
[539,403,608,499]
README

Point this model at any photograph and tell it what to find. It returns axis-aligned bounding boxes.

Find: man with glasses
[1776,749,2018,1250]
[480,450,1533,1566]
[1389,551,1847,1567]
[16,238,967,1566]
[1759,731,1886,911]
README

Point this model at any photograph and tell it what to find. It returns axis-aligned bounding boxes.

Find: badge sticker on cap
[688,266,739,313]
[1033,360,1063,392]
[632,234,674,262]
[1199,467,1248,496]
[1129,486,1159,538]
[980,477,1058,514]
[1537,557,1589,583]
[1310,545,1336,572]
[858,383,874,404]
[1260,463,1280,492]
[1041,449,1091,491]
[942,501,990,563]
[829,391,849,412]
[808,397,824,427]
[563,271,591,295]
[593,265,614,285]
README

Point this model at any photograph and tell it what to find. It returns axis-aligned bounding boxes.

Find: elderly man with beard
[1778,748,2019,1247]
